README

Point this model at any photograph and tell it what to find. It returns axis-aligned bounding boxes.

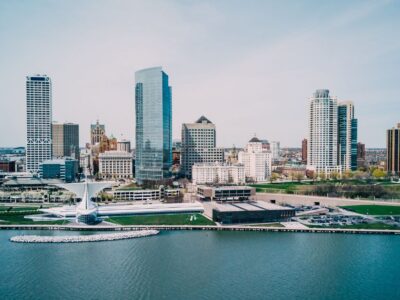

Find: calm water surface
[1,230,399,300]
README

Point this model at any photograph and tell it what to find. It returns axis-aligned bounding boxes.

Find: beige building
[192,162,245,185]
[98,151,133,179]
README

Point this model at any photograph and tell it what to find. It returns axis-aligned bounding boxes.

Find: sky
[0,0,399,148]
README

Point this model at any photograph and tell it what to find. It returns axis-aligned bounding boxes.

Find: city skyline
[1,1,400,148]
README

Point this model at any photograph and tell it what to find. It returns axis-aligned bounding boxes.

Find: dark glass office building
[338,102,358,171]
[135,67,172,184]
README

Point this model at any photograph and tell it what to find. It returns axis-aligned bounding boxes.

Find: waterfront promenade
[1,223,399,235]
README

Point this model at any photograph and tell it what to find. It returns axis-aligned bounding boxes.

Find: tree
[318,171,326,181]
[353,170,366,180]
[342,170,353,180]
[372,169,386,179]
[330,171,340,181]
[295,172,304,182]
[270,173,279,183]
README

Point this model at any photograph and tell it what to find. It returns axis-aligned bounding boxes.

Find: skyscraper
[52,122,79,159]
[338,101,358,171]
[307,89,340,175]
[181,116,224,178]
[387,123,400,175]
[302,138,307,164]
[26,75,52,172]
[135,67,172,184]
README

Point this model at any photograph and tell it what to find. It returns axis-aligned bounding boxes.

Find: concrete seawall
[1,224,399,235]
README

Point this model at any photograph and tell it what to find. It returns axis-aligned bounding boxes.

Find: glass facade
[39,159,78,182]
[338,103,358,171]
[351,119,358,170]
[135,67,172,184]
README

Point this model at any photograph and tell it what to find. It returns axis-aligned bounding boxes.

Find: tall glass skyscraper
[338,102,358,171]
[135,67,172,184]
[26,75,52,172]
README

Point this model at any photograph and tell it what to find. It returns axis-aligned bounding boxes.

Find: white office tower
[270,141,280,160]
[307,89,341,175]
[192,162,245,185]
[181,116,224,178]
[26,75,52,173]
[238,137,272,182]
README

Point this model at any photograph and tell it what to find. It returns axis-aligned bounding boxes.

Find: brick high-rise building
[357,142,366,169]
[387,123,400,175]
[302,138,307,164]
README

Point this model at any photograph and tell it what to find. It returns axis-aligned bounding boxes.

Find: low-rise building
[39,158,79,182]
[98,151,133,179]
[212,201,295,224]
[0,160,16,172]
[196,185,255,201]
[192,163,245,185]
[112,188,180,201]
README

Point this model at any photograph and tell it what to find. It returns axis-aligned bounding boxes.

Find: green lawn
[250,182,305,190]
[341,205,400,215]
[0,206,39,212]
[107,213,215,226]
[308,223,399,230]
[0,213,68,225]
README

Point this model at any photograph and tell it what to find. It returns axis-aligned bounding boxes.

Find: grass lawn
[0,206,39,212]
[107,213,215,226]
[0,213,68,225]
[250,182,306,190]
[308,223,399,230]
[341,205,400,215]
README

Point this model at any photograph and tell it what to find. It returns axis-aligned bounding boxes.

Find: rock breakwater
[10,230,159,243]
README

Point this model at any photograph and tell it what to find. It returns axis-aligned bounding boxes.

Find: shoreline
[1,224,399,235]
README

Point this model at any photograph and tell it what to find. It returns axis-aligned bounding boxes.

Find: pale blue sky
[0,0,399,147]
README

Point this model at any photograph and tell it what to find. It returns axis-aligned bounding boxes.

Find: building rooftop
[213,201,292,212]
[3,177,64,186]
[197,185,254,191]
[196,116,212,124]
[41,158,77,165]
[249,137,261,143]
[99,151,133,157]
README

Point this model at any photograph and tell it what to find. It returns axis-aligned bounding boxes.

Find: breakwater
[10,230,159,243]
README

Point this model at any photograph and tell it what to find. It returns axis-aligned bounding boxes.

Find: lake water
[1,230,399,300]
